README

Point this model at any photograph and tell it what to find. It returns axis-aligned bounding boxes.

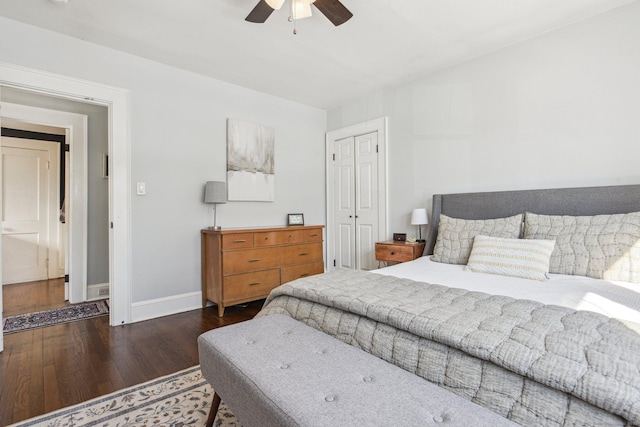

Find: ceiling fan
[246,0,353,27]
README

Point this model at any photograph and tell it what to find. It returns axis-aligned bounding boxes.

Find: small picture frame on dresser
[393,233,406,241]
[287,213,304,226]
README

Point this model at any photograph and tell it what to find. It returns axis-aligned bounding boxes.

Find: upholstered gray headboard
[425,184,640,255]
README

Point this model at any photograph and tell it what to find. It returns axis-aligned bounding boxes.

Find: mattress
[374,256,640,332]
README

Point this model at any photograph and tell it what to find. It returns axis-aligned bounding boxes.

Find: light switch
[136,182,146,195]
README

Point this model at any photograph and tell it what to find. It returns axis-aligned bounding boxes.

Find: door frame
[1,105,87,301]
[325,117,388,272]
[0,61,132,331]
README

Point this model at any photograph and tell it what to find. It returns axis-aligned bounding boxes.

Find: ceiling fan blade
[246,0,275,23]
[313,0,353,26]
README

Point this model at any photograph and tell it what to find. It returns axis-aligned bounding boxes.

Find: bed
[257,184,640,426]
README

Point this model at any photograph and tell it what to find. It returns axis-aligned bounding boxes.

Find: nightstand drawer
[375,244,415,262]
[281,261,324,283]
[223,269,281,300]
[375,241,425,263]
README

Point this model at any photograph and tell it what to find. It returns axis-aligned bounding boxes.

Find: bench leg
[206,392,222,427]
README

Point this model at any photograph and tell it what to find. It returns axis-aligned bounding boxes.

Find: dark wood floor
[3,278,68,317]
[0,280,262,425]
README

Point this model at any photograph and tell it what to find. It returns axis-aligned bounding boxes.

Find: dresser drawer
[375,244,416,263]
[281,242,323,266]
[281,228,323,244]
[281,261,324,284]
[223,269,280,300]
[223,247,281,275]
[254,231,284,247]
[222,233,254,250]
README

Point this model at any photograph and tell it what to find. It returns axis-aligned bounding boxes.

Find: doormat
[3,300,109,334]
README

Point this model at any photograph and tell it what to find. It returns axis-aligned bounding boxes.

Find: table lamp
[204,181,227,230]
[410,208,428,242]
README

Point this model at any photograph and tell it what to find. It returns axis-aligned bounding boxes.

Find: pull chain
[289,0,299,35]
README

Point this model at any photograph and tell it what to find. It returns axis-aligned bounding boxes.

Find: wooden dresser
[201,225,325,316]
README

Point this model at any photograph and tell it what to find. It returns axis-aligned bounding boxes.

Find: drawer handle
[299,273,310,278]
[309,234,318,237]
[234,239,247,243]
[264,237,269,240]
[288,235,293,239]
[390,252,395,255]
[248,259,260,263]
[299,252,309,256]
[248,282,261,286]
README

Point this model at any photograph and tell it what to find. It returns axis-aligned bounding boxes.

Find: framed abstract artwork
[226,119,275,202]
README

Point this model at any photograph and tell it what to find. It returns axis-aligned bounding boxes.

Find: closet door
[334,136,356,269]
[354,132,378,270]
[332,132,379,270]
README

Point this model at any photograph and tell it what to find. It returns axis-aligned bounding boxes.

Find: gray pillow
[431,214,523,265]
[524,211,640,282]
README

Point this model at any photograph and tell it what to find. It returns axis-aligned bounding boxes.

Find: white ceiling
[0,0,635,110]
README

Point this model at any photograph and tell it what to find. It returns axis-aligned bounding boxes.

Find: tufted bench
[198,314,517,427]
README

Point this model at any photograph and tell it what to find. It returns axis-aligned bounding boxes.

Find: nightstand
[375,241,425,264]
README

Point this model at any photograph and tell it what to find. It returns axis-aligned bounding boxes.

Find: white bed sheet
[374,256,640,332]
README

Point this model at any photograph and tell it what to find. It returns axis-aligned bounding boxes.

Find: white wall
[328,2,640,240]
[0,17,326,307]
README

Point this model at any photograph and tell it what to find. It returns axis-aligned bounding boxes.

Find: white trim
[130,292,203,323]
[0,61,132,326]
[325,117,388,272]
[87,282,109,300]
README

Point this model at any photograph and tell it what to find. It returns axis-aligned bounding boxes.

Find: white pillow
[466,235,555,282]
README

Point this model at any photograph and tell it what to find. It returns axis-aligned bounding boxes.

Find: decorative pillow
[466,235,555,281]
[524,211,640,283]
[431,214,523,265]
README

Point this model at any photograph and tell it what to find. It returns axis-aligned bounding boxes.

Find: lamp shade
[204,181,227,204]
[410,208,428,225]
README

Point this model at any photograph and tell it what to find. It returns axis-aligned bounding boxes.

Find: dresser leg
[217,304,225,317]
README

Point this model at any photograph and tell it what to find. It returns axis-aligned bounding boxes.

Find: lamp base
[208,225,222,230]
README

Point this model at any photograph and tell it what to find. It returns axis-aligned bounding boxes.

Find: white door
[334,136,356,269]
[1,138,58,284]
[332,131,380,271]
[354,132,379,270]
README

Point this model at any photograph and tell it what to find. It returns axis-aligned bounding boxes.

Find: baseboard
[87,282,109,300]
[130,291,203,323]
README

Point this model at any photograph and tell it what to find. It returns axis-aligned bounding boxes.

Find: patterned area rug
[9,366,241,427]
[3,300,110,334]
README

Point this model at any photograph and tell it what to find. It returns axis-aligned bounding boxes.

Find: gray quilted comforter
[258,269,640,426]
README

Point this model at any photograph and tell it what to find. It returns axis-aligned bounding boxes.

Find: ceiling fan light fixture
[291,0,313,20]
[265,0,286,10]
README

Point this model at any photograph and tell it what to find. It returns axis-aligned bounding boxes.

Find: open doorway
[0,100,98,306]
[1,89,111,305]
[0,63,132,355]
